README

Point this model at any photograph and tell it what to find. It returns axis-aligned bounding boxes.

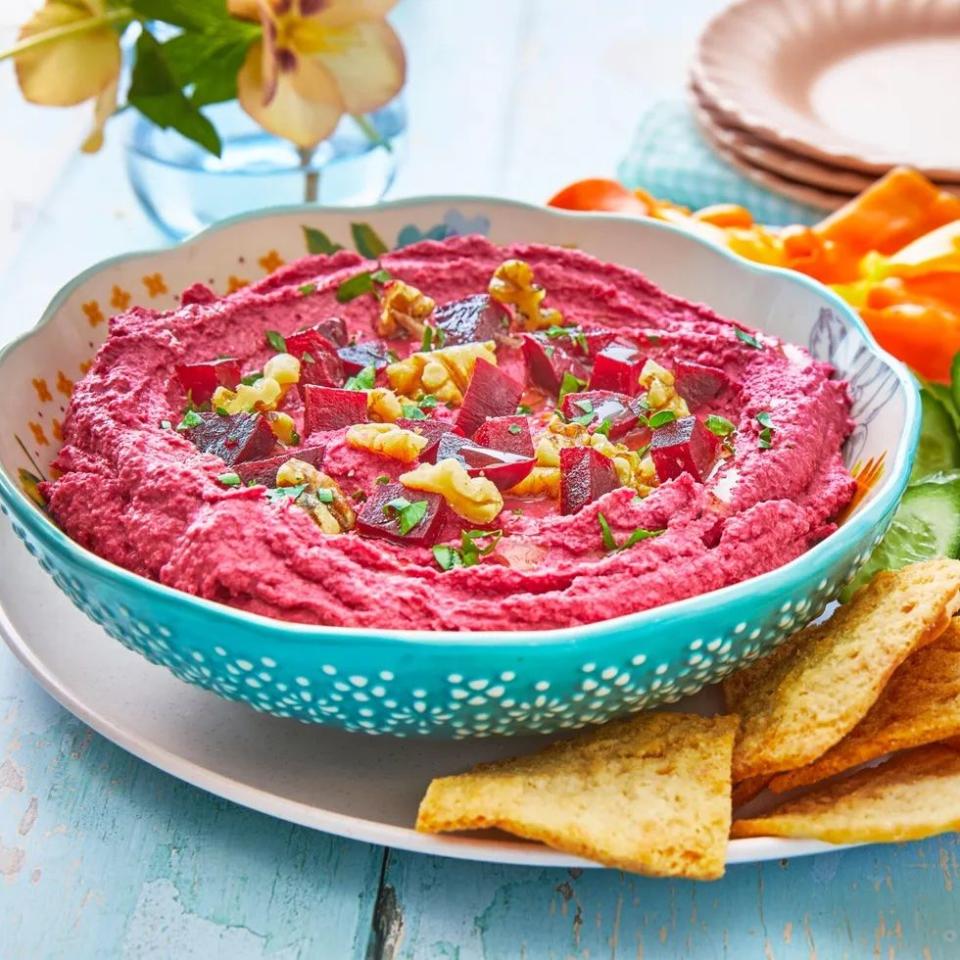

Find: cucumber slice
[840,475,960,601]
[910,389,960,483]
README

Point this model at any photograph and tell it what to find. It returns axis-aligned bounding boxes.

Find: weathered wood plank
[378,840,960,959]
[0,646,384,960]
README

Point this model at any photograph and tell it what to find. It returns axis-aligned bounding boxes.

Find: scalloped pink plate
[693,0,960,178]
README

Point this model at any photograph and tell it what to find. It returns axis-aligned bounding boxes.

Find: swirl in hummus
[42,235,855,631]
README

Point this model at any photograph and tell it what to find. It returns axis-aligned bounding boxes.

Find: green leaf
[176,409,203,431]
[594,418,612,437]
[384,497,429,535]
[621,526,664,549]
[265,330,286,353]
[217,472,241,487]
[755,411,773,429]
[351,222,388,259]
[597,513,618,552]
[298,283,317,296]
[950,351,960,413]
[705,414,736,437]
[401,404,428,420]
[128,30,222,157]
[130,0,237,31]
[432,544,461,571]
[345,366,376,391]
[240,371,262,386]
[303,226,344,255]
[371,268,392,284]
[507,424,522,435]
[419,395,439,409]
[336,271,374,303]
[375,474,391,486]
[558,371,587,404]
[648,410,677,429]
[160,29,256,108]
[734,328,764,350]
[266,483,308,504]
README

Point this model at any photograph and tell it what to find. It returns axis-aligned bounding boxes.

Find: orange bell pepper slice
[812,167,960,283]
[547,178,649,215]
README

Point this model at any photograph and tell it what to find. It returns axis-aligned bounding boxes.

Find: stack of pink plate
[690,0,960,210]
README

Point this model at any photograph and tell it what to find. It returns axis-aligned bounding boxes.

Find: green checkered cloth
[618,102,824,226]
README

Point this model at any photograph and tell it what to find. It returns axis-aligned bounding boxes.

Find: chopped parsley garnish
[648,410,677,429]
[217,472,241,487]
[266,483,308,504]
[516,403,532,415]
[352,489,368,502]
[160,419,172,430]
[507,424,522,435]
[705,414,736,438]
[315,488,334,504]
[386,349,400,363]
[302,351,316,364]
[594,418,612,437]
[756,411,775,449]
[558,371,587,404]
[420,394,439,409]
[645,331,663,345]
[374,474,391,486]
[290,430,301,446]
[735,328,763,350]
[569,397,595,427]
[420,325,447,352]
[265,330,286,353]
[432,529,503,571]
[598,512,665,552]
[335,267,392,303]
[176,409,203,431]
[545,324,588,353]
[344,365,376,391]
[384,496,429,534]
[215,406,229,416]
[401,403,428,420]
[240,371,262,386]
[298,282,317,296]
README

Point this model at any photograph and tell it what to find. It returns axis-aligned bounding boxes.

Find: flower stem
[352,114,392,154]
[0,8,133,63]
[298,146,319,204]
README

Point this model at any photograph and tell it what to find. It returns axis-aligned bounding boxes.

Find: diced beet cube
[186,412,276,466]
[674,361,728,411]
[650,415,719,482]
[560,390,641,441]
[434,294,510,345]
[455,359,523,437]
[338,340,390,377]
[589,342,645,396]
[284,327,344,386]
[303,385,368,433]
[315,317,348,347]
[559,447,620,515]
[356,482,446,546]
[396,418,461,463]
[435,433,535,491]
[473,416,534,456]
[235,445,326,487]
[521,333,589,396]
[175,358,242,405]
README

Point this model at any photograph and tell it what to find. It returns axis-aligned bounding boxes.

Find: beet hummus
[42,235,855,631]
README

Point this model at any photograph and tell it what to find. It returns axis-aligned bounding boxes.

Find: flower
[13,0,122,153]
[231,0,406,149]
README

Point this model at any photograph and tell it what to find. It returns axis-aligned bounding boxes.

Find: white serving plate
[0,519,852,870]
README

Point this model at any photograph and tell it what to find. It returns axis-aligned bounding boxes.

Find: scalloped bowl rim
[0,196,920,649]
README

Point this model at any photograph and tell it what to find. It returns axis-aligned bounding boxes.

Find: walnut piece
[377,280,436,339]
[276,458,356,532]
[367,387,404,423]
[399,458,503,523]
[267,411,298,445]
[386,341,496,407]
[346,422,429,463]
[488,259,563,331]
[507,465,561,499]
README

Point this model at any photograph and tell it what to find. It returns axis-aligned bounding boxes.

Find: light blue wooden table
[2,2,960,957]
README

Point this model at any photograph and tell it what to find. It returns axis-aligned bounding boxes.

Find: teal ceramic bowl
[0,198,919,738]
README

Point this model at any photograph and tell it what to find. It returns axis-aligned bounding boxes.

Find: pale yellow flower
[231,0,406,149]
[13,0,122,153]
